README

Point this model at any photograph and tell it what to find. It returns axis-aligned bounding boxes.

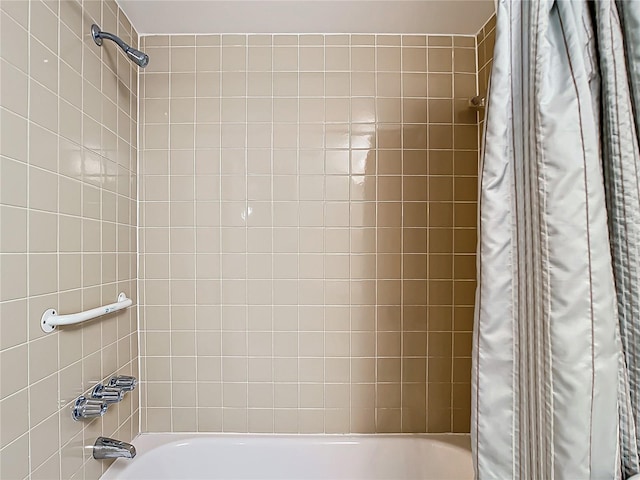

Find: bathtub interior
[100,434,473,480]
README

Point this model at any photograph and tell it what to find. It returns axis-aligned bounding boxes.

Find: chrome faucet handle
[91,383,125,403]
[72,396,108,421]
[108,375,137,392]
[93,436,136,459]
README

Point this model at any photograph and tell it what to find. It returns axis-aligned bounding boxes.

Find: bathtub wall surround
[0,0,139,478]
[476,14,495,148]
[138,34,478,434]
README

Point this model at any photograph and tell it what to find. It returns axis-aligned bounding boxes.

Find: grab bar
[41,293,132,333]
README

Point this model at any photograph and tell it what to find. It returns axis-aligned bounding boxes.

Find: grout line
[166,37,173,432]
[269,35,277,434]
[192,38,199,430]
[450,44,456,432]
[347,39,353,434]
[218,37,224,432]
[372,35,379,434]
[139,33,480,39]
[296,36,301,435]
[25,0,33,474]
[424,42,430,433]
[398,39,405,433]
[244,35,250,433]
[321,35,327,434]
[135,26,143,439]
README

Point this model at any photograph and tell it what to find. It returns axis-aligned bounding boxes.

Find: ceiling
[118,0,496,36]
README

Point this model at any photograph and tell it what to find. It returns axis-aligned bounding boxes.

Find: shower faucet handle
[91,383,125,403]
[72,396,108,421]
[108,375,137,392]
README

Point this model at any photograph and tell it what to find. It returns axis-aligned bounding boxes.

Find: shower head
[91,24,149,68]
[125,48,149,68]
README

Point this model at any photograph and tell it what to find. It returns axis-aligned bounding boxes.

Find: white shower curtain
[472,0,640,478]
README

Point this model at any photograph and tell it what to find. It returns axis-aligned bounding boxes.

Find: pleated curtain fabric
[600,0,640,477]
[472,0,640,478]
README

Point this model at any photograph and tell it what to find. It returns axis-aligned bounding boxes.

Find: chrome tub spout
[93,437,136,459]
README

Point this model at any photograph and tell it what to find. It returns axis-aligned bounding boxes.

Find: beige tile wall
[476,15,495,104]
[476,14,495,145]
[138,33,478,434]
[0,0,139,478]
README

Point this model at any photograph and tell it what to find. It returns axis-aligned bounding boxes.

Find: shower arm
[94,28,129,52]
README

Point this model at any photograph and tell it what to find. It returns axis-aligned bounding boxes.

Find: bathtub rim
[127,431,470,452]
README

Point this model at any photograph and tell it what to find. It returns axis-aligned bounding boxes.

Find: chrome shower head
[91,24,149,68]
[125,48,150,68]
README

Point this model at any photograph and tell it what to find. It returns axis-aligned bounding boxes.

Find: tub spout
[93,437,136,460]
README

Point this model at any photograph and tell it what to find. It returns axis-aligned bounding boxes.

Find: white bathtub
[100,433,473,480]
